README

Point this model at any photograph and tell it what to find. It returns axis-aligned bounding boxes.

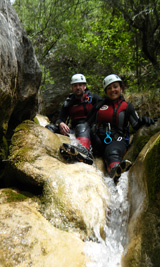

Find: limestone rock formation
[6,120,110,241]
[1,115,160,266]
[0,0,41,136]
[0,197,90,267]
[122,131,160,267]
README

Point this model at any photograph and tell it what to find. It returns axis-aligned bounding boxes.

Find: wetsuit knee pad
[75,122,90,138]
[107,148,121,158]
[104,147,124,164]
[105,139,127,158]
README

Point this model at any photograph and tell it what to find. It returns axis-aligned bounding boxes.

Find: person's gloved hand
[139,116,155,126]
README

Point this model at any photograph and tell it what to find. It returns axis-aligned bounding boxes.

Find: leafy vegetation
[13,0,160,95]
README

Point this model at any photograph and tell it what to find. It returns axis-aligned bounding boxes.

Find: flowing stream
[85,171,130,267]
[69,134,130,266]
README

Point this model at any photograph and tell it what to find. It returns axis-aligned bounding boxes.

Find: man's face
[71,83,86,98]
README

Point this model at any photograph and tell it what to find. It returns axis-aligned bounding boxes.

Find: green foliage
[40,65,55,92]
[13,0,160,94]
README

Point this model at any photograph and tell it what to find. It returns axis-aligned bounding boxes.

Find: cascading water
[85,171,130,267]
[69,134,130,266]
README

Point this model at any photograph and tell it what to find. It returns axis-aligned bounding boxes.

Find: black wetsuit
[46,89,101,150]
[89,96,141,170]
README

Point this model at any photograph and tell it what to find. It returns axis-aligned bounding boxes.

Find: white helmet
[103,74,122,90]
[70,73,86,84]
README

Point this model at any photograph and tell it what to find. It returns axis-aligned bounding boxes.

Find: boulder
[0,195,90,267]
[7,120,110,240]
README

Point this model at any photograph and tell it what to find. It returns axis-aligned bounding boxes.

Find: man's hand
[59,122,70,135]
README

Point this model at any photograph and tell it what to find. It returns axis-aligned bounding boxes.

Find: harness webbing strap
[86,99,106,126]
[112,100,124,128]
[82,102,88,116]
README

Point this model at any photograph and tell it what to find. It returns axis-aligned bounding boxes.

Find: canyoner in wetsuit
[46,73,101,165]
[87,74,155,183]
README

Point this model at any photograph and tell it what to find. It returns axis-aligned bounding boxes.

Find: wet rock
[124,118,160,162]
[6,120,110,240]
[34,113,50,127]
[0,200,90,267]
[122,131,160,267]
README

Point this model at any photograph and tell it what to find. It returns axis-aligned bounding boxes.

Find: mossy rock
[0,136,8,160]
[0,188,30,204]
[145,133,160,204]
[125,121,160,163]
[140,209,160,267]
[123,131,160,267]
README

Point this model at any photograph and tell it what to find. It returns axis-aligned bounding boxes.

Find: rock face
[0,0,42,137]
[122,131,160,267]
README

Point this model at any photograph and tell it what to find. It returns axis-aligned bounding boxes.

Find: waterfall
[68,133,130,266]
[85,171,130,267]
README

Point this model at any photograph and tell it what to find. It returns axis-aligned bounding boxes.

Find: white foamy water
[85,171,130,267]
[68,133,130,266]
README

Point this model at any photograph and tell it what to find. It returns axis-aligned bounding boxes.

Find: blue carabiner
[86,96,92,103]
[104,131,112,144]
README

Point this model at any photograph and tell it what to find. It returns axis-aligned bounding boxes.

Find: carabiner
[104,123,112,144]
[86,96,92,103]
[104,131,112,144]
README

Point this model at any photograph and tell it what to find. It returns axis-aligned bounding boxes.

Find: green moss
[12,147,33,165]
[33,117,39,124]
[140,211,160,267]
[2,189,28,202]
[0,135,8,160]
[9,121,38,165]
[134,135,150,156]
[14,120,32,133]
[129,129,160,162]
[145,135,160,203]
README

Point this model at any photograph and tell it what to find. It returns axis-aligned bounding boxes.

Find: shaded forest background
[13,0,160,99]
